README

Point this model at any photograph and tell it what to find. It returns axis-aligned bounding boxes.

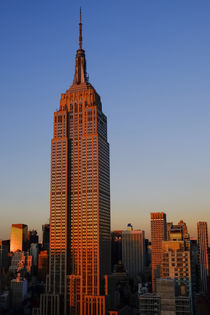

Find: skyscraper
[197,221,208,294]
[150,212,167,291]
[36,10,111,315]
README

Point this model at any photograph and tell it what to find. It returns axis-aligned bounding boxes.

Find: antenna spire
[79,7,82,50]
[72,8,88,85]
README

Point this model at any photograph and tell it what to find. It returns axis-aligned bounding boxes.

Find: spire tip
[79,8,82,50]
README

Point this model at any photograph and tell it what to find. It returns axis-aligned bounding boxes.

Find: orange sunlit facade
[150,212,166,291]
[42,11,111,315]
[10,224,28,252]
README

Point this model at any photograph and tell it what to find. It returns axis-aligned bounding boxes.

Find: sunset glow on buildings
[150,212,167,291]
[36,10,111,315]
[0,3,210,314]
[10,224,28,253]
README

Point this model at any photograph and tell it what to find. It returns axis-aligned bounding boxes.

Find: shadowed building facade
[122,226,145,280]
[42,224,50,252]
[35,11,111,315]
[111,230,122,271]
[197,221,208,294]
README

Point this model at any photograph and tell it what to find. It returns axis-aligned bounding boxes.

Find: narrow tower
[197,221,208,294]
[150,212,167,291]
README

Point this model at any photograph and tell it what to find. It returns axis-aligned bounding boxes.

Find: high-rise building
[160,225,194,313]
[0,240,9,271]
[144,239,151,268]
[178,220,189,240]
[111,230,122,270]
[197,221,208,294]
[161,240,192,299]
[104,272,131,312]
[9,251,32,275]
[38,251,49,281]
[167,220,190,241]
[150,212,167,291]
[190,238,199,298]
[10,274,28,309]
[42,224,50,252]
[122,225,145,280]
[28,229,39,245]
[37,11,111,315]
[10,224,28,252]
[30,243,39,267]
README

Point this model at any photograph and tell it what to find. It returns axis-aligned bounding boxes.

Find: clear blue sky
[0,0,210,240]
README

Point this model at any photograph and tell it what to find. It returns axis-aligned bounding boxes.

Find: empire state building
[35,10,111,315]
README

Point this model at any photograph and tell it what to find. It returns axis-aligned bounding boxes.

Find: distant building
[161,239,193,299]
[122,225,145,280]
[157,278,191,314]
[9,251,25,274]
[156,278,176,313]
[127,223,133,231]
[139,293,161,314]
[138,279,191,315]
[28,229,39,245]
[0,291,9,312]
[10,274,28,309]
[10,224,28,252]
[26,255,32,273]
[167,220,190,241]
[9,251,32,275]
[144,239,152,284]
[104,272,130,311]
[178,220,189,240]
[167,222,173,240]
[38,251,49,281]
[111,230,122,271]
[150,212,167,291]
[197,221,208,294]
[144,239,151,267]
[30,243,39,267]
[0,240,9,270]
[42,224,50,252]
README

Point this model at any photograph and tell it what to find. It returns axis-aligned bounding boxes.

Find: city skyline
[1,1,210,241]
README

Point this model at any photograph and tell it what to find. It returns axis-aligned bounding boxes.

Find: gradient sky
[0,0,210,241]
